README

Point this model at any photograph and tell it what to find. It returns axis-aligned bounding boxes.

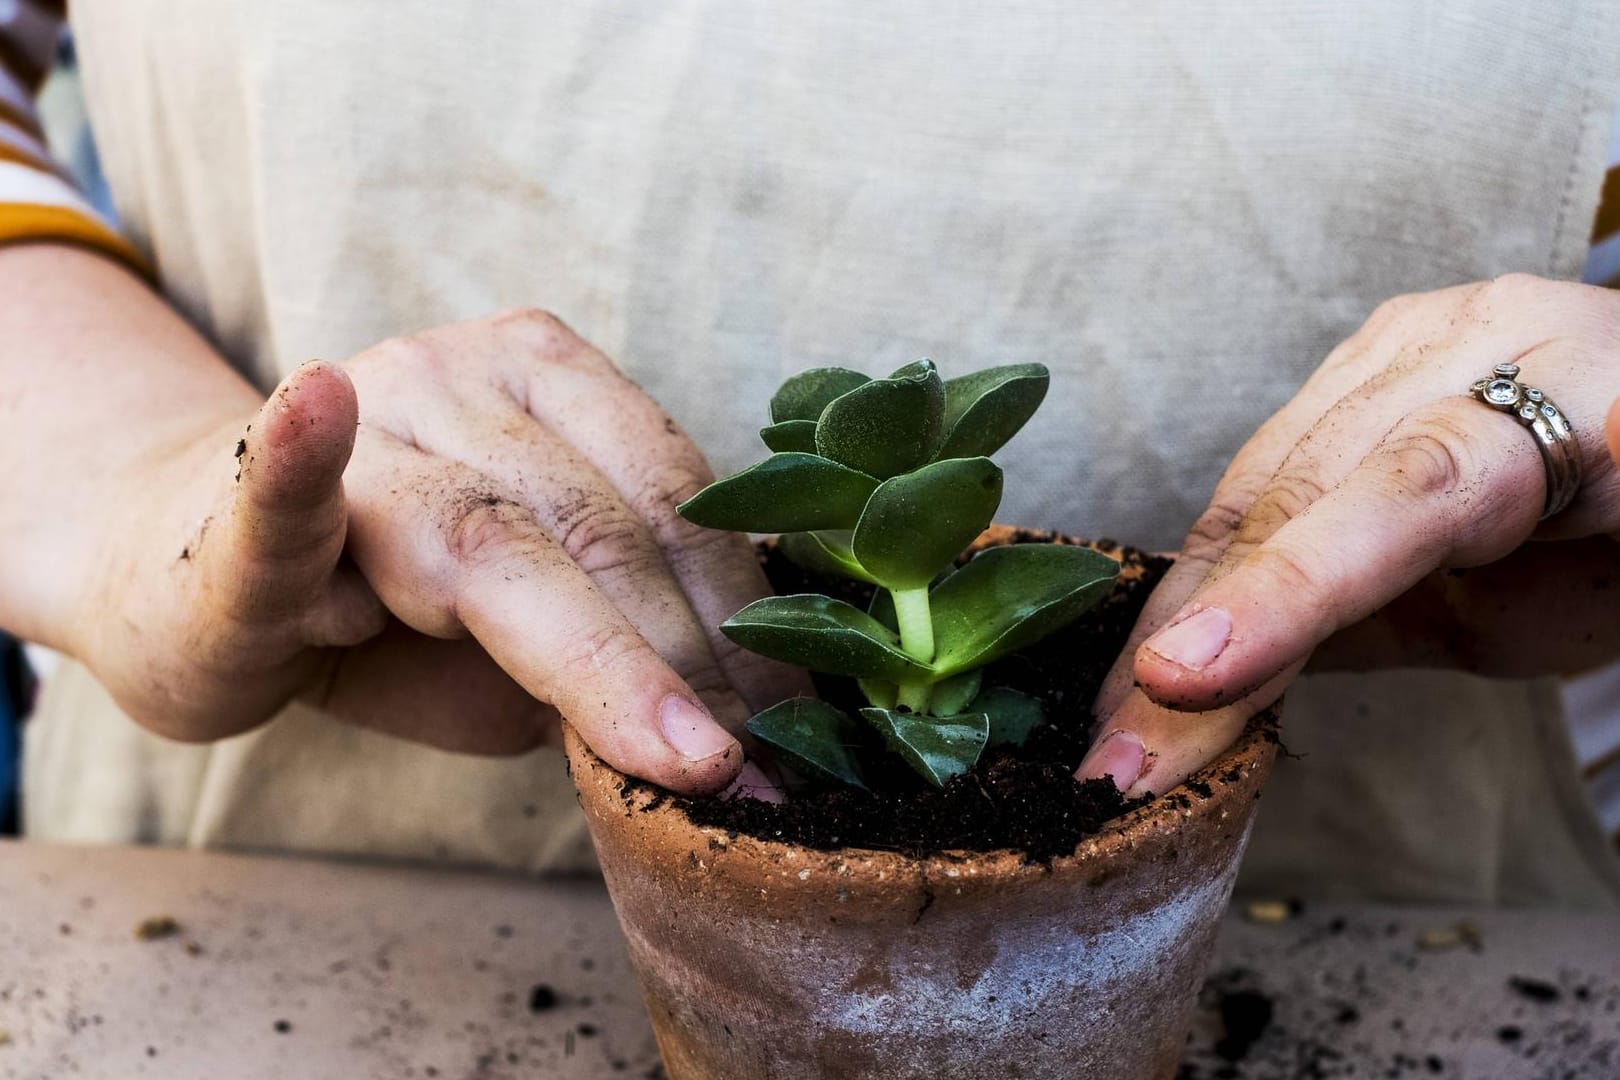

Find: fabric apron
[25,0,1620,903]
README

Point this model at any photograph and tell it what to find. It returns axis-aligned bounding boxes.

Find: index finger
[344,433,745,795]
[507,311,813,710]
[1133,396,1544,712]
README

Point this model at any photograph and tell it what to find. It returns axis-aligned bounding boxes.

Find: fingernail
[1142,606,1231,671]
[722,762,788,804]
[1075,730,1146,793]
[660,695,739,762]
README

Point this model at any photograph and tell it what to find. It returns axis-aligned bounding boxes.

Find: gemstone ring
[1469,362,1582,519]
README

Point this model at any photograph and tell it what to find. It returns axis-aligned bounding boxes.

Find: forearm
[0,242,260,649]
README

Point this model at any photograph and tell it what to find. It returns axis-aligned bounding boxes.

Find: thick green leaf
[746,698,869,790]
[852,457,1002,590]
[777,530,876,585]
[677,453,877,533]
[759,420,819,454]
[972,686,1047,748]
[860,707,988,787]
[814,359,945,478]
[937,364,1050,460]
[930,544,1120,677]
[770,368,871,423]
[928,669,983,716]
[722,595,931,680]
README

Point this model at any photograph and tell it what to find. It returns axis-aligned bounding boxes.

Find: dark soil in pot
[628,528,1175,861]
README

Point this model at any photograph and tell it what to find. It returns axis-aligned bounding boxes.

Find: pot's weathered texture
[567,535,1277,1080]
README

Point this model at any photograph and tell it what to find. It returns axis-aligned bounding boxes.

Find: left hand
[1078,274,1620,796]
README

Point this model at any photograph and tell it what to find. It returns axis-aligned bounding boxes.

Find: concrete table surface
[2,840,1618,1080]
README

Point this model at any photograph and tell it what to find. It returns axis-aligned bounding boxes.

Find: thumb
[207,361,358,620]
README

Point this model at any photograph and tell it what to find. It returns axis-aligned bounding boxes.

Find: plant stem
[892,588,935,664]
[892,587,935,714]
[897,681,932,713]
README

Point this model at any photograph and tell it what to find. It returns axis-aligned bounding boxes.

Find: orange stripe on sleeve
[0,133,74,184]
[0,203,151,278]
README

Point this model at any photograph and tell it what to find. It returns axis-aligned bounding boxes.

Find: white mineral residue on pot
[817,873,1233,1039]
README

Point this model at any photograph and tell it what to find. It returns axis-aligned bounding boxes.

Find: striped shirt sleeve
[0,0,147,273]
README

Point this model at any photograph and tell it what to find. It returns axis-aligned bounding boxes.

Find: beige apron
[25,0,1620,903]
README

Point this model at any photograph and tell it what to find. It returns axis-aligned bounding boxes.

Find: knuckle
[1485,272,1546,302]
[1245,544,1321,598]
[1363,291,1422,331]
[488,306,568,336]
[445,494,542,567]
[637,461,717,531]
[554,499,658,578]
[558,621,644,679]
[486,307,593,363]
[1244,471,1328,532]
[348,334,443,394]
[1371,415,1473,500]
[1182,496,1250,569]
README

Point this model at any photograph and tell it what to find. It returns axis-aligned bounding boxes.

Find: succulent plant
[677,359,1119,789]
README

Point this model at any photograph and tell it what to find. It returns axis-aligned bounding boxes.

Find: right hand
[73,308,806,795]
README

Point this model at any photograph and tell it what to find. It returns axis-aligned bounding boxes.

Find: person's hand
[1078,275,1620,796]
[74,308,805,795]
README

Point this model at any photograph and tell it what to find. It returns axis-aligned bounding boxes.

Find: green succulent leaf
[852,457,1002,590]
[746,698,869,790]
[777,530,877,585]
[927,669,983,717]
[770,367,872,424]
[759,420,819,454]
[930,544,1120,677]
[972,686,1047,748]
[677,453,878,533]
[721,595,932,680]
[937,363,1050,460]
[814,359,946,478]
[860,707,988,787]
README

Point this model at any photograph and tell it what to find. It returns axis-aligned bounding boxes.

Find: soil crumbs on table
[655,533,1175,861]
[1177,914,1620,1079]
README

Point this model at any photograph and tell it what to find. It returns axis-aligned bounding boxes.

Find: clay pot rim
[570,712,1273,882]
[568,523,1277,887]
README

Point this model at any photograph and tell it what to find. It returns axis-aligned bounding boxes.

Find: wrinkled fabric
[24,0,1620,901]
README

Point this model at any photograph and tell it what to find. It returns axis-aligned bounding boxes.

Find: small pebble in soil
[134,915,181,941]
[528,985,558,1013]
[1416,927,1464,951]
[1507,976,1561,1004]
[272,1020,292,1034]
[1244,900,1292,924]
[1416,920,1483,952]
[577,1023,598,1037]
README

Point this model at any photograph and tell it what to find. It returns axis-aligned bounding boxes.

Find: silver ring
[1469,362,1582,519]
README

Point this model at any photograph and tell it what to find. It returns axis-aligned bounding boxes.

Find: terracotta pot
[566,530,1278,1080]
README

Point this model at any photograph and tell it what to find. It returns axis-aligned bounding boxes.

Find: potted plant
[565,359,1277,1080]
